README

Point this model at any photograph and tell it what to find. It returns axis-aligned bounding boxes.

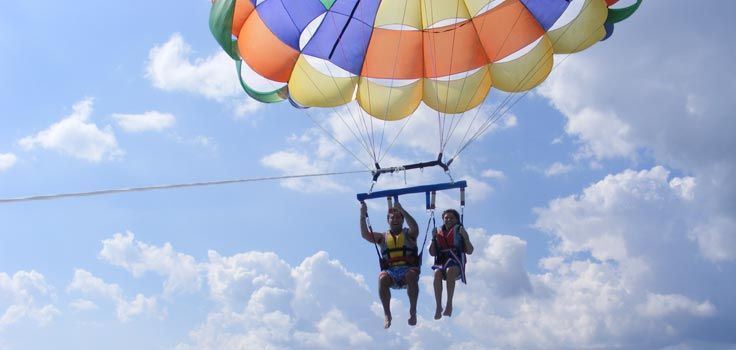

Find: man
[360,201,419,329]
[429,209,474,319]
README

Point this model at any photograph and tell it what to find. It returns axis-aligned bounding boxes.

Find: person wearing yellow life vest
[360,201,419,329]
[430,209,474,320]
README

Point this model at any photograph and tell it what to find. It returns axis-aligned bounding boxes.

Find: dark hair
[442,209,461,222]
[387,208,404,221]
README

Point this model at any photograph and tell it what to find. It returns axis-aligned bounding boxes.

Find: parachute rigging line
[440,2,528,155]
[0,170,370,204]
[375,0,412,161]
[449,0,604,163]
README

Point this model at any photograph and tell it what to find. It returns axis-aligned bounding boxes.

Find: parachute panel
[491,36,553,92]
[549,0,608,54]
[238,11,299,83]
[420,0,472,29]
[362,29,424,80]
[423,68,491,114]
[423,23,487,78]
[357,78,423,121]
[232,0,256,37]
[472,0,545,63]
[373,0,423,29]
[289,55,358,107]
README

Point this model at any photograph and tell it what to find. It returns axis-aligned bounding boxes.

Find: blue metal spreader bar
[357,181,467,209]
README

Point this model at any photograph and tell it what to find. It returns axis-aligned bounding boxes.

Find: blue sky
[1,1,735,349]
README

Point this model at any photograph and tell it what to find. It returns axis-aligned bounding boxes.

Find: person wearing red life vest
[360,201,419,329]
[429,209,474,319]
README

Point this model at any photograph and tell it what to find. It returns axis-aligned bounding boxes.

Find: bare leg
[443,266,459,317]
[379,273,393,328]
[405,269,419,326]
[433,269,444,319]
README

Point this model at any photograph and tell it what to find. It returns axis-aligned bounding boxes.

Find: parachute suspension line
[232,33,375,169]
[293,68,375,165]
[376,110,415,164]
[283,30,377,163]
[439,4,525,154]
[375,0,412,161]
[373,0,435,165]
[360,203,384,266]
[299,107,374,171]
[0,169,371,204]
[438,0,465,156]
[300,13,377,164]
[426,0,446,155]
[446,4,527,156]
[450,0,600,162]
[321,13,381,163]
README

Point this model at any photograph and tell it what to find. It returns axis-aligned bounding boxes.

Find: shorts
[380,265,419,290]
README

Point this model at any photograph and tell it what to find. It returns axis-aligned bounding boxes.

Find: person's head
[442,209,461,228]
[387,208,404,228]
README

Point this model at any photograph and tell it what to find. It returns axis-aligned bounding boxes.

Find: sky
[1,0,735,349]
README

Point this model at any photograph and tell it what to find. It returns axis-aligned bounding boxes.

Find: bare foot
[384,315,392,329]
[408,313,417,326]
[443,305,453,317]
[434,307,443,320]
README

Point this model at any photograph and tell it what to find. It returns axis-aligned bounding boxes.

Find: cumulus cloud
[113,111,175,133]
[146,33,260,117]
[18,98,123,162]
[537,2,736,265]
[531,166,735,347]
[0,153,17,171]
[66,269,159,322]
[178,250,386,350]
[260,150,352,193]
[0,270,60,328]
[69,299,98,312]
[544,161,573,177]
[481,168,506,180]
[57,221,729,350]
[99,232,201,295]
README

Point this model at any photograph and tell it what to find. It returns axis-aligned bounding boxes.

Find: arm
[395,202,419,240]
[459,226,474,255]
[360,202,383,244]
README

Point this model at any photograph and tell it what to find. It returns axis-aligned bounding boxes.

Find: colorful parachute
[210,0,640,175]
[210,0,640,121]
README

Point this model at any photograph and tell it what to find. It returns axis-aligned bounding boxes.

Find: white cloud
[260,150,352,193]
[205,250,293,310]
[689,215,736,263]
[67,269,123,299]
[66,269,160,322]
[18,98,123,162]
[0,270,60,328]
[99,232,201,295]
[481,168,506,180]
[638,293,715,318]
[146,33,261,117]
[537,2,736,269]
[178,250,386,350]
[529,165,735,347]
[0,153,17,171]
[293,309,372,348]
[113,111,175,133]
[69,299,98,312]
[116,294,159,322]
[67,225,730,350]
[544,161,573,177]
